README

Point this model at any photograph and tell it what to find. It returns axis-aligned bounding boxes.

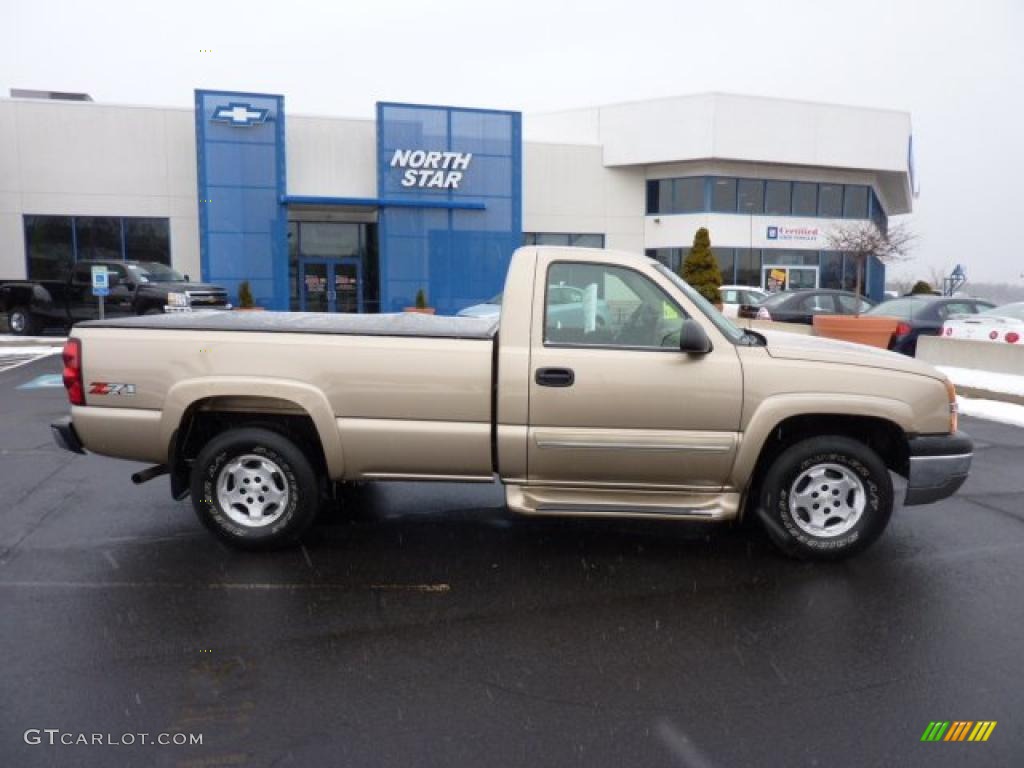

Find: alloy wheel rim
[215,453,290,528]
[10,312,25,332]
[788,462,866,538]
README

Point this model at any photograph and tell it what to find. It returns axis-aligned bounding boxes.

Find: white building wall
[523,142,645,254]
[0,99,200,279]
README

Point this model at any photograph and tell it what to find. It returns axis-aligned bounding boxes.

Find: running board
[506,485,740,522]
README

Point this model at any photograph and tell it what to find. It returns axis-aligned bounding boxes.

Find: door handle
[535,367,575,387]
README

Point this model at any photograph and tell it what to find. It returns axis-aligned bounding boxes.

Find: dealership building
[0,90,913,313]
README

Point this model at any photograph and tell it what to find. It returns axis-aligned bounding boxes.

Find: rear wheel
[190,427,320,550]
[8,306,40,336]
[755,436,893,561]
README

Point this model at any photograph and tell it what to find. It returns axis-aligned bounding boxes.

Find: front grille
[186,291,229,307]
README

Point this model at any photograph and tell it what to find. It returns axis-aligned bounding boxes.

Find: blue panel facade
[866,254,886,302]
[377,103,522,315]
[195,90,287,310]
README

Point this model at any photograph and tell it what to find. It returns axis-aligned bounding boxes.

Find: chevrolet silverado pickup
[51,246,973,560]
[2,260,230,335]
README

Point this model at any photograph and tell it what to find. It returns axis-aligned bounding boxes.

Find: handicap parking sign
[91,265,110,297]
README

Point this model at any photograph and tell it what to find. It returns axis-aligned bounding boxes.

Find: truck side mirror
[679,319,712,354]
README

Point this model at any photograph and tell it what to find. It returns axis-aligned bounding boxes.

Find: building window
[524,233,606,248]
[710,178,737,212]
[75,217,122,261]
[714,248,736,283]
[24,215,74,280]
[23,215,171,280]
[646,178,704,214]
[843,185,868,218]
[819,252,843,289]
[645,248,683,273]
[735,248,762,287]
[792,182,818,216]
[764,181,792,215]
[123,218,171,263]
[737,180,764,214]
[818,184,844,217]
[762,249,819,266]
[870,191,888,235]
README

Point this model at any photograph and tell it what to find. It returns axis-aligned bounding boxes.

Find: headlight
[167,292,189,307]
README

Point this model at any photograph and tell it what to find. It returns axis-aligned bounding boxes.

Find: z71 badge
[89,382,136,396]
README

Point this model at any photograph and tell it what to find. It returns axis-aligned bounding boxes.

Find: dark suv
[1,260,231,336]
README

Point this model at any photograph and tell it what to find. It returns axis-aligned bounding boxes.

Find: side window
[800,294,835,313]
[836,294,870,314]
[722,289,738,304]
[941,302,974,318]
[544,262,688,349]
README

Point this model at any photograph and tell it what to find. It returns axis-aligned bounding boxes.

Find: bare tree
[824,222,915,299]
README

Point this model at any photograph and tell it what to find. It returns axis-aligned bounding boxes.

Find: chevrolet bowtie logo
[211,102,269,127]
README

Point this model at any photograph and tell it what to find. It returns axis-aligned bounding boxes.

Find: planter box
[812,315,897,349]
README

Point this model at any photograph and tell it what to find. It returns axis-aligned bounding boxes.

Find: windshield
[653,263,746,343]
[126,262,184,283]
[982,302,1024,320]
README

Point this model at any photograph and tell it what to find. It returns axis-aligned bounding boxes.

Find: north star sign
[390,149,473,189]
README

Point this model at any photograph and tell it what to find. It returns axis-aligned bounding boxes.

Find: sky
[2,0,1021,284]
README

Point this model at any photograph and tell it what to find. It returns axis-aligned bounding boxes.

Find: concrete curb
[957,386,1024,407]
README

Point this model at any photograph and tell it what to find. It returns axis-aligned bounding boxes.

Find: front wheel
[190,427,320,550]
[7,306,40,336]
[755,436,893,561]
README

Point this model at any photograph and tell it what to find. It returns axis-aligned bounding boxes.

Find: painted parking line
[0,350,60,374]
[18,374,65,390]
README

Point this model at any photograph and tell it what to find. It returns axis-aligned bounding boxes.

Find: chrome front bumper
[904,432,973,506]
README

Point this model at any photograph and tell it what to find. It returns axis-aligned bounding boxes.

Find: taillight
[895,322,912,336]
[1006,332,1020,344]
[62,338,84,406]
[756,307,771,321]
[989,330,998,340]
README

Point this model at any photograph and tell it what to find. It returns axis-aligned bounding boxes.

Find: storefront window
[764,181,792,215]
[714,248,736,283]
[24,215,171,279]
[819,252,843,289]
[123,218,170,264]
[524,233,605,247]
[735,248,762,287]
[24,215,74,280]
[75,217,122,261]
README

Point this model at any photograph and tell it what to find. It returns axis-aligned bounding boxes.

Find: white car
[941,301,1024,344]
[719,285,767,318]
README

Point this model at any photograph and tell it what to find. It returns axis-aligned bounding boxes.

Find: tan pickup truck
[52,246,972,559]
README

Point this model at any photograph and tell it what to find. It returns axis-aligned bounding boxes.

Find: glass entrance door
[300,259,363,312]
[762,266,818,292]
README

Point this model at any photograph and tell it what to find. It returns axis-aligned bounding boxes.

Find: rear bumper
[904,431,972,506]
[51,415,86,455]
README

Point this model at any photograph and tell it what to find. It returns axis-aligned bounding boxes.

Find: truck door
[526,258,743,490]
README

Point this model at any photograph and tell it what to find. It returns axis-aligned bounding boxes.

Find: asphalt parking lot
[1,354,1022,767]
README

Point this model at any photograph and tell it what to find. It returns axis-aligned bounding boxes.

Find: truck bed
[82,310,497,339]
[71,311,498,480]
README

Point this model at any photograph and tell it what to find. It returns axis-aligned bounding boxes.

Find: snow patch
[957,396,1024,429]
[937,366,1024,398]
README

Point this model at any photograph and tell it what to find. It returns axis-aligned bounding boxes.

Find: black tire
[755,436,893,561]
[8,306,40,336]
[190,427,320,550]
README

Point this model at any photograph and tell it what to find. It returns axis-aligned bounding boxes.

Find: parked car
[941,302,1024,344]
[719,285,767,319]
[52,245,972,561]
[458,284,612,328]
[866,296,996,355]
[737,289,874,325]
[1,260,231,336]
